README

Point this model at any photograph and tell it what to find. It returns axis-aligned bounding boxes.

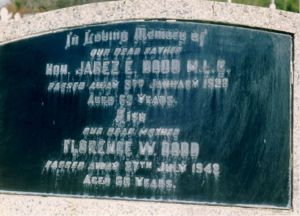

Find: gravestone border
[0,0,299,215]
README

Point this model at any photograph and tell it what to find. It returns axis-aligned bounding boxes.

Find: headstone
[0,7,12,22]
[14,13,21,21]
[0,20,292,208]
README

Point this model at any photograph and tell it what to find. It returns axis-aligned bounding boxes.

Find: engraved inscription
[43,23,226,194]
[0,21,286,206]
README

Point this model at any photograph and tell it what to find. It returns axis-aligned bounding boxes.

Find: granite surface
[0,0,299,215]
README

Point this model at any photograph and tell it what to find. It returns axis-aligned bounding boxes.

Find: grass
[4,0,300,14]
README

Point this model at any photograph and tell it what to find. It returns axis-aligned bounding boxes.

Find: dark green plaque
[0,21,292,207]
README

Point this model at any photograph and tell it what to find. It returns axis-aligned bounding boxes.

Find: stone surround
[0,0,299,215]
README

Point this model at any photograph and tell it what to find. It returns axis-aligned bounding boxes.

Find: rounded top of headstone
[14,12,21,21]
[0,7,12,22]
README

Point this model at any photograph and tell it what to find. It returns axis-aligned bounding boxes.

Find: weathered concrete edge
[0,0,299,43]
[0,0,299,215]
